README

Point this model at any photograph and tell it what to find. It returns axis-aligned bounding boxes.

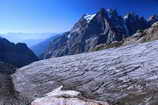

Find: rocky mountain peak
[95,8,118,19]
[123,12,147,23]
[83,14,96,23]
[124,12,137,19]
[123,12,148,35]
[15,43,30,52]
[106,9,118,18]
[148,15,158,26]
[96,8,107,16]
[42,8,158,58]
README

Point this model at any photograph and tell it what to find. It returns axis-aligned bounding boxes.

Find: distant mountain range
[0,33,56,47]
[1,8,158,67]
[42,8,158,59]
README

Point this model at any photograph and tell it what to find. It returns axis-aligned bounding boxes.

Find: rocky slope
[12,40,158,105]
[31,34,62,57]
[42,8,156,59]
[123,22,158,45]
[91,21,158,51]
[0,37,38,67]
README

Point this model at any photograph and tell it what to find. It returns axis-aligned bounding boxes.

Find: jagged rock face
[13,40,158,105]
[123,22,158,45]
[43,32,69,58]
[148,15,158,26]
[43,9,155,59]
[124,13,149,35]
[0,37,38,67]
[43,9,128,58]
[0,73,31,105]
[92,22,158,51]
[31,34,62,57]
[31,86,109,105]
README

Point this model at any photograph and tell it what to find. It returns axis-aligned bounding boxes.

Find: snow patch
[84,14,96,23]
[46,86,81,97]
[67,34,71,39]
[124,15,129,20]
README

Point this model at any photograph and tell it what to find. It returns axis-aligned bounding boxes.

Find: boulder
[0,73,31,105]
[32,86,109,105]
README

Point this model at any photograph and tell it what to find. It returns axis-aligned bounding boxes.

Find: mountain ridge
[31,34,62,57]
[42,8,158,59]
[0,37,38,67]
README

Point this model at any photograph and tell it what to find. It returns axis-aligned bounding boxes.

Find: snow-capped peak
[123,15,129,19]
[84,14,96,23]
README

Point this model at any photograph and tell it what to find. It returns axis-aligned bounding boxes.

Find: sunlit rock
[32,86,109,105]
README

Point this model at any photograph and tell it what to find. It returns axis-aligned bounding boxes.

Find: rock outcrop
[32,86,109,105]
[0,37,38,67]
[123,22,158,45]
[148,15,158,26]
[91,21,158,52]
[0,61,16,74]
[12,40,158,105]
[123,13,149,36]
[0,73,31,105]
[42,8,155,59]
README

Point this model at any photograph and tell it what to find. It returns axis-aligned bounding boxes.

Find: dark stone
[0,73,31,105]
[0,61,16,74]
[0,37,38,67]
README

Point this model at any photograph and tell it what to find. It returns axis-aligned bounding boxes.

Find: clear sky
[0,0,158,33]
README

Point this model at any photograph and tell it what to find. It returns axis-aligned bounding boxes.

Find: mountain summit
[42,8,158,59]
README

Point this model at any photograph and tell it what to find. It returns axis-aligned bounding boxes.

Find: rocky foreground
[32,86,109,105]
[12,40,158,105]
[0,74,31,105]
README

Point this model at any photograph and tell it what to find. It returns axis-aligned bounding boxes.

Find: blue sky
[0,0,158,33]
